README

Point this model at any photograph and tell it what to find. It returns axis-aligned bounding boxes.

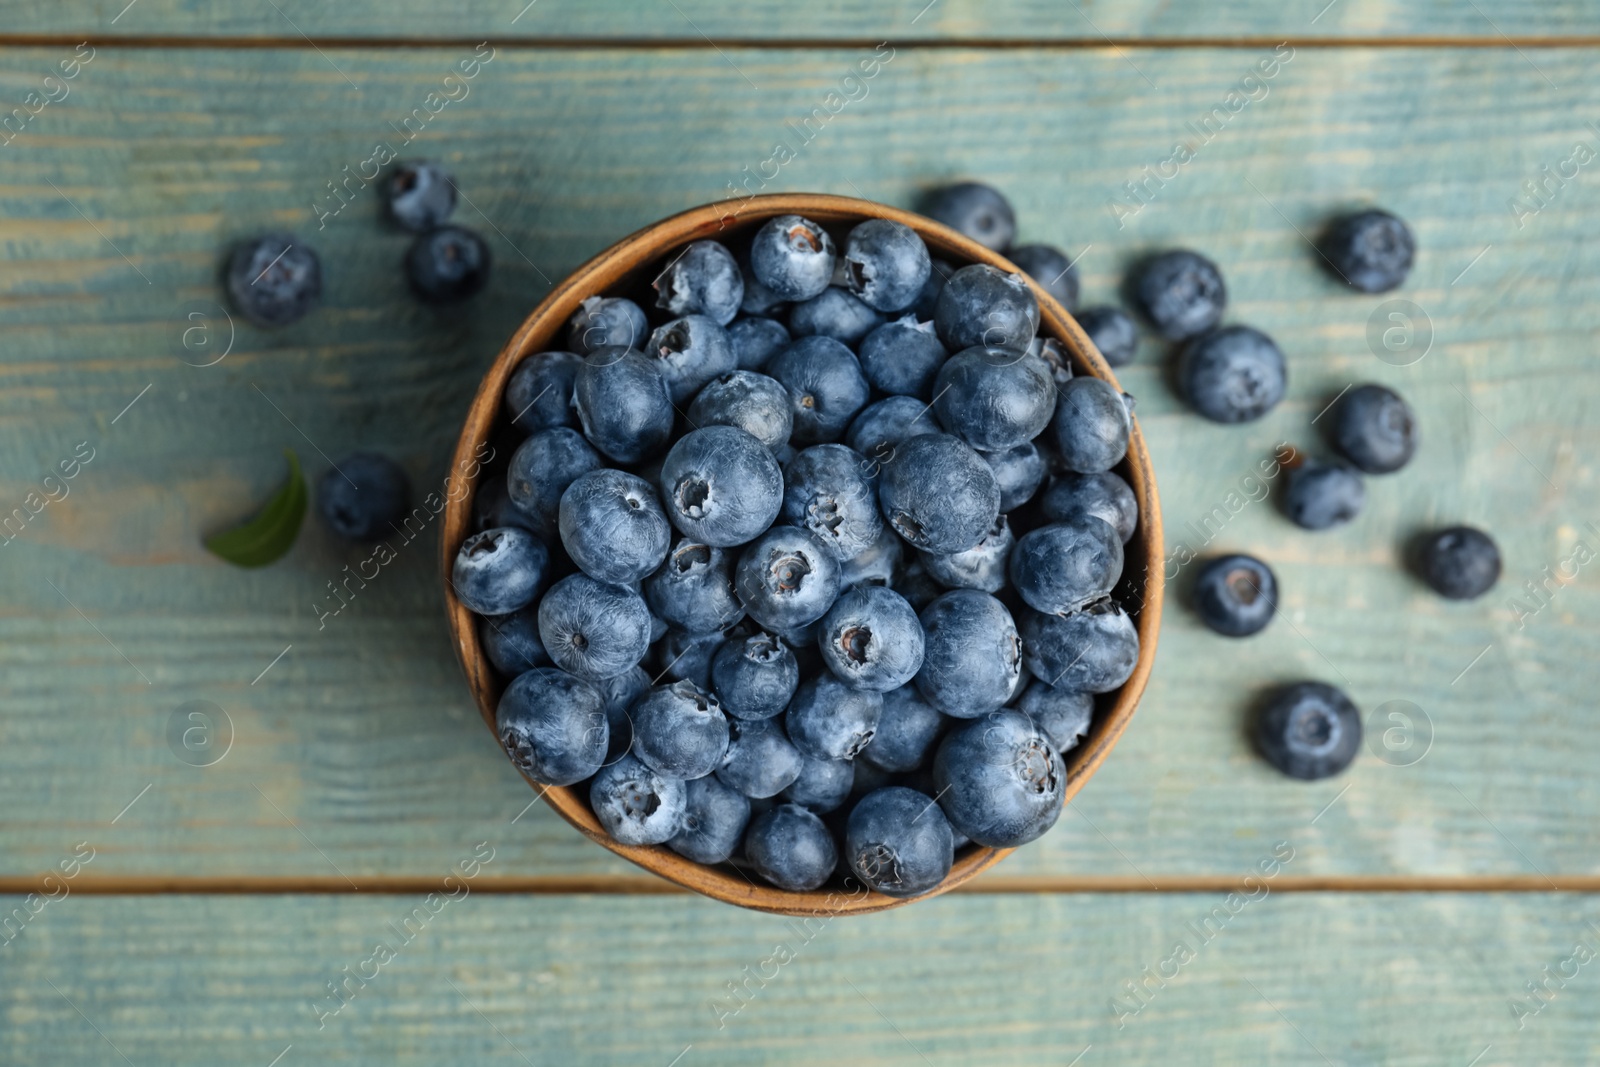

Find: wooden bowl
[442,194,1163,917]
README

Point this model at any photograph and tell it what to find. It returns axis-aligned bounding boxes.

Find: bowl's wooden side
[441,193,1163,917]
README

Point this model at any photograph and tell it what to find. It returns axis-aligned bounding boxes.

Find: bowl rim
[441,193,1164,917]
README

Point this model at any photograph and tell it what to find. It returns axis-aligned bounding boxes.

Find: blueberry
[845,396,942,470]
[894,560,947,614]
[1255,682,1361,780]
[473,475,527,534]
[660,426,783,547]
[736,244,789,317]
[1283,461,1365,530]
[629,680,730,779]
[711,630,799,720]
[781,755,855,813]
[933,711,1064,847]
[1330,383,1417,474]
[716,717,804,799]
[1015,681,1093,754]
[1320,209,1415,293]
[878,434,1001,554]
[537,573,653,681]
[655,628,726,690]
[453,527,550,615]
[982,443,1045,512]
[1130,250,1226,341]
[727,316,791,372]
[567,296,649,355]
[788,287,887,347]
[227,234,321,327]
[933,347,1058,452]
[921,515,1013,593]
[782,444,883,561]
[653,240,743,325]
[644,315,738,404]
[406,225,491,304]
[384,161,456,232]
[861,686,946,773]
[1010,517,1123,615]
[594,665,650,763]
[915,589,1022,718]
[1018,599,1138,693]
[749,215,838,302]
[556,469,670,585]
[1027,336,1073,387]
[644,539,745,634]
[786,673,882,760]
[507,426,602,538]
[912,258,954,319]
[858,316,948,398]
[923,182,1015,251]
[847,786,954,897]
[1008,244,1079,311]
[1049,376,1132,473]
[1415,526,1501,600]
[1076,305,1138,368]
[934,265,1039,352]
[687,371,793,452]
[734,526,842,631]
[505,351,582,436]
[767,335,871,444]
[496,667,607,786]
[1178,325,1286,425]
[574,347,675,464]
[668,775,751,863]
[842,219,932,312]
[317,452,410,541]
[745,803,837,891]
[590,754,687,845]
[817,585,924,692]
[839,523,905,589]
[479,607,548,676]
[1039,471,1138,544]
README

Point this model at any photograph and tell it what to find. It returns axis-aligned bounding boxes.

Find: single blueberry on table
[921,515,1013,594]
[915,589,1022,718]
[878,433,1001,555]
[660,425,784,547]
[734,526,842,631]
[629,680,730,780]
[496,667,607,786]
[567,295,649,355]
[316,452,410,541]
[781,754,855,813]
[923,182,1016,251]
[1075,305,1138,368]
[788,287,887,348]
[1040,471,1139,545]
[594,664,650,763]
[1010,516,1124,615]
[384,161,456,232]
[711,630,799,720]
[861,685,946,773]
[842,218,932,313]
[1018,599,1139,694]
[227,234,321,327]
[983,442,1045,512]
[1415,525,1501,600]
[1129,249,1226,341]
[644,315,738,404]
[1330,383,1417,474]
[786,673,883,761]
[590,754,688,845]
[1283,461,1365,530]
[845,396,942,471]
[717,716,805,799]
[781,443,883,561]
[1015,681,1093,754]
[504,351,582,436]
[1008,243,1079,312]
[727,316,792,372]
[537,573,653,681]
[506,426,602,538]
[750,215,839,302]
[1320,209,1415,293]
[687,371,794,452]
[558,468,671,586]
[818,584,925,693]
[767,335,871,445]
[653,239,743,325]
[745,803,838,891]
[479,607,548,676]
[839,523,905,589]
[1049,375,1132,474]
[654,628,726,690]
[406,225,491,304]
[668,774,752,864]
[644,538,745,634]
[453,526,549,615]
[934,710,1064,847]
[933,346,1058,452]
[858,315,948,398]
[934,264,1040,352]
[1255,682,1361,780]
[1178,325,1287,424]
[573,346,675,464]
[847,786,954,897]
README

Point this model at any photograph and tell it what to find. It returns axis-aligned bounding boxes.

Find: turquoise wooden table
[4,5,1600,1063]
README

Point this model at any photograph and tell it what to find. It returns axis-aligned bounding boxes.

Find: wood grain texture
[0,45,1597,887]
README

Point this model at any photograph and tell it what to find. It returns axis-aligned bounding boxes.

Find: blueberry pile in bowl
[443,194,1161,914]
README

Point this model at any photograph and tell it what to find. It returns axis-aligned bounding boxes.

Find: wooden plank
[1,45,1598,884]
[4,892,1598,1064]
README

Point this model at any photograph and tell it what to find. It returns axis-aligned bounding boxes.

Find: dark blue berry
[537,573,652,681]
[933,346,1058,452]
[786,673,882,760]
[506,427,601,539]
[574,346,675,464]
[982,442,1045,512]
[687,371,793,452]
[558,468,671,585]
[781,444,882,561]
[1416,526,1500,600]
[878,433,1000,554]
[842,219,932,312]
[668,775,751,863]
[644,315,738,404]
[567,296,648,355]
[734,526,842,631]
[644,539,745,634]
[915,589,1022,718]
[727,316,791,371]
[1193,554,1277,637]
[817,585,924,692]
[630,680,730,780]
[505,351,582,436]
[1179,325,1286,424]
[1039,471,1138,544]
[924,182,1015,251]
[858,316,948,398]
[912,258,954,319]
[1017,599,1138,693]
[479,607,548,676]
[845,396,942,471]
[1049,376,1132,473]
[1255,682,1361,780]
[745,803,837,891]
[660,425,783,547]
[594,665,650,763]
[788,287,886,347]
[453,526,549,615]
[1015,681,1093,754]
[317,452,410,541]
[590,754,687,845]
[847,786,954,897]
[227,234,321,327]
[738,243,790,317]
[1075,305,1138,367]
[1321,209,1415,293]
[893,561,946,615]
[1010,517,1123,615]
[384,161,456,232]
[861,686,946,773]
[1283,461,1365,530]
[934,711,1064,847]
[781,755,854,813]
[473,476,526,534]
[1130,250,1226,341]
[767,335,871,444]
[934,264,1039,352]
[711,630,799,721]
[717,717,804,799]
[749,215,838,302]
[1330,383,1417,474]
[406,225,490,304]
[1008,244,1079,311]
[654,240,743,325]
[921,515,1012,593]
[496,667,607,786]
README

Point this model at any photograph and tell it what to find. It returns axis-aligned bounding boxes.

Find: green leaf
[205,449,308,568]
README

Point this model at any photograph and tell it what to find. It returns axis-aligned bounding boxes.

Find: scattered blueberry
[654,239,743,325]
[861,686,946,773]
[842,218,932,312]
[781,444,883,561]
[858,315,948,398]
[568,296,649,355]
[1415,526,1501,600]
[745,803,837,891]
[1130,249,1226,341]
[506,426,602,538]
[934,711,1064,847]
[818,584,925,692]
[786,673,882,760]
[933,346,1057,452]
[558,468,671,585]
[668,774,751,864]
[711,630,799,720]
[781,754,855,813]
[384,161,456,232]
[479,607,548,676]
[537,573,652,681]
[590,754,687,845]
[228,234,321,327]
[1040,471,1139,544]
[505,351,582,436]
[1017,599,1139,694]
[644,315,738,404]
[735,526,842,632]
[660,426,784,547]
[935,264,1040,352]
[915,589,1022,718]
[921,515,1013,594]
[845,396,942,470]
[1283,461,1365,530]
[750,216,838,302]
[878,433,1001,554]
[687,370,794,451]
[453,526,549,615]
[767,335,871,444]
[788,287,886,348]
[1193,554,1276,637]
[1178,325,1286,424]
[717,717,804,799]
[1330,383,1417,474]
[496,667,607,786]
[1008,244,1079,311]
[1320,209,1415,293]
[982,443,1045,512]
[644,539,745,634]
[629,680,730,780]
[847,786,954,897]
[924,182,1016,251]
[727,316,792,371]
[574,347,675,464]
[1015,681,1093,754]
[1075,305,1138,368]
[1010,516,1124,615]
[317,452,410,541]
[1255,682,1361,780]
[406,225,491,304]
